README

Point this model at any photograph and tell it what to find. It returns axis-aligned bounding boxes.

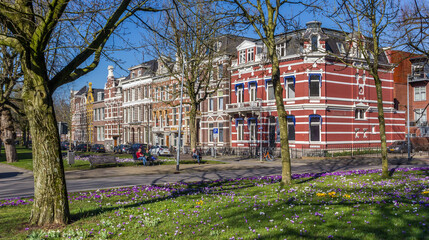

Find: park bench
[132,153,161,166]
[89,155,117,168]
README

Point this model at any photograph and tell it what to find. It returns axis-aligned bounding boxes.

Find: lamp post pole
[258,98,263,162]
[176,59,185,171]
[407,75,411,161]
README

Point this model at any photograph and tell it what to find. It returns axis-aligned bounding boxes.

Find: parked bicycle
[263,149,274,161]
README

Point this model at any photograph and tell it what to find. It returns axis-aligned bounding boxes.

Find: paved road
[1,156,428,200]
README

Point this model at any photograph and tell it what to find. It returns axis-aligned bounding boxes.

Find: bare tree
[0,35,22,163]
[0,0,159,226]
[222,0,315,186]
[400,0,429,57]
[328,0,399,178]
[144,0,230,151]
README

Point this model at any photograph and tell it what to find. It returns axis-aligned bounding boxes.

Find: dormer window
[138,69,142,76]
[311,35,318,52]
[131,72,135,78]
[337,42,346,54]
[247,48,254,62]
[97,92,104,101]
[239,50,246,64]
[277,42,287,57]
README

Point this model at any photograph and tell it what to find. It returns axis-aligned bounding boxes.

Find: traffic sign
[213,128,218,134]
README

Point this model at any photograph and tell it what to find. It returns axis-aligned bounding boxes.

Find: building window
[311,35,318,52]
[277,42,286,57]
[337,42,346,54]
[209,123,214,142]
[247,48,254,62]
[239,50,246,64]
[415,109,427,123]
[355,109,366,120]
[287,116,295,141]
[249,120,257,141]
[144,86,148,98]
[309,74,320,97]
[236,85,244,103]
[218,97,224,111]
[173,108,177,125]
[237,121,244,141]
[218,123,224,142]
[209,98,214,111]
[266,81,275,100]
[414,86,426,101]
[249,83,257,102]
[285,77,295,99]
[309,115,321,142]
[161,87,164,101]
[138,69,142,76]
[218,64,223,79]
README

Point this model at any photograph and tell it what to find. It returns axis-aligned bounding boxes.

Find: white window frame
[237,86,244,103]
[266,82,275,101]
[247,48,254,62]
[414,86,426,101]
[415,109,427,123]
[218,97,224,111]
[209,123,214,142]
[309,116,321,142]
[355,108,366,120]
[285,77,295,99]
[218,123,224,143]
[249,83,257,102]
[239,50,246,64]
[249,121,257,141]
[237,121,244,141]
[209,98,214,112]
[277,42,286,57]
[309,74,321,97]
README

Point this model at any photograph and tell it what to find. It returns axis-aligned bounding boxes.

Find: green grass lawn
[1,168,428,239]
[0,147,223,172]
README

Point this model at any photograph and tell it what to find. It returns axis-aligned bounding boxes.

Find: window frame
[266,81,275,101]
[414,86,427,101]
[249,82,257,102]
[284,76,295,99]
[309,74,321,97]
[309,115,322,142]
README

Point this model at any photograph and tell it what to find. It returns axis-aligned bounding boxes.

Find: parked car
[114,144,130,153]
[60,142,70,150]
[75,144,90,152]
[387,141,413,153]
[128,143,148,154]
[91,144,106,153]
[150,145,171,156]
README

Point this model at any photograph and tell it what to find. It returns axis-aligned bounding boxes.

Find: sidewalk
[64,155,429,180]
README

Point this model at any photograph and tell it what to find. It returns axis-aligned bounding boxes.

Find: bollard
[67,151,75,165]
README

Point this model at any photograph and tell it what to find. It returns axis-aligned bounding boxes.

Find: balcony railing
[225,101,261,113]
[410,72,429,82]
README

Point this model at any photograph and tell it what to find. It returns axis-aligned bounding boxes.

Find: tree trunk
[22,64,69,226]
[374,76,389,178]
[189,103,198,151]
[0,108,17,163]
[271,53,292,186]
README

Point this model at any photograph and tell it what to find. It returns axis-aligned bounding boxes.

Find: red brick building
[227,21,405,154]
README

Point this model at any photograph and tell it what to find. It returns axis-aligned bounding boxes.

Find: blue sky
[61,5,338,93]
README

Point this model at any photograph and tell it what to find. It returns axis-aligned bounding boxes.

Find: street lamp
[176,58,186,171]
[407,75,411,160]
[257,98,263,162]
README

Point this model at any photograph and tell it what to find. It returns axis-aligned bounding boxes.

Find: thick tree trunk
[271,54,292,186]
[22,66,69,225]
[189,103,198,151]
[374,76,389,178]
[0,108,17,163]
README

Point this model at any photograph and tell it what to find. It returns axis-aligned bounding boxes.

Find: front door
[114,137,118,147]
[166,135,170,147]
